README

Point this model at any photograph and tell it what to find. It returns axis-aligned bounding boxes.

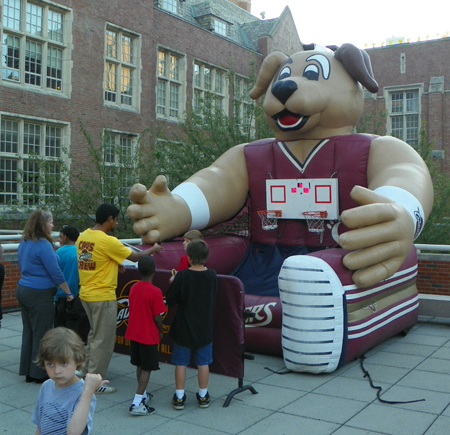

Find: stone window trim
[1,0,73,97]
[0,111,70,208]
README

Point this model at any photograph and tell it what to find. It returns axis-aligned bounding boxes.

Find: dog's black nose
[271,80,298,104]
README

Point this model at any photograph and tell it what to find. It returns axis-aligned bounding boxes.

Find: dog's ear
[335,43,379,93]
[249,51,288,100]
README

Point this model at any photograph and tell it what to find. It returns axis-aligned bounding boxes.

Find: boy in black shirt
[166,240,217,410]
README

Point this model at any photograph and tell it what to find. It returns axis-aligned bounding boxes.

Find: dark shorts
[130,341,160,372]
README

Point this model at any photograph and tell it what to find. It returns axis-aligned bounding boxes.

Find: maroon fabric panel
[244,327,282,356]
[244,294,283,329]
[115,269,245,379]
[244,135,374,246]
[141,235,249,276]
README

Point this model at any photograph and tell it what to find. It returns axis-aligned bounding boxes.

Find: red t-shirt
[125,281,166,345]
[177,254,190,271]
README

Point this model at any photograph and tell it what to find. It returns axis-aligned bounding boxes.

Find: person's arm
[35,428,40,435]
[127,243,162,262]
[154,314,163,341]
[67,374,107,435]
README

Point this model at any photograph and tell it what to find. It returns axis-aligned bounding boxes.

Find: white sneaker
[95,385,116,394]
[129,401,155,416]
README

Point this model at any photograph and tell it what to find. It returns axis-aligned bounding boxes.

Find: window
[234,76,254,130]
[0,115,68,206]
[102,131,137,198]
[104,26,140,109]
[161,0,178,14]
[389,89,420,147]
[1,0,70,93]
[193,61,227,114]
[157,49,185,120]
[214,19,227,36]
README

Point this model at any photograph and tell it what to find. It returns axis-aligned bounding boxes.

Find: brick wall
[2,251,449,312]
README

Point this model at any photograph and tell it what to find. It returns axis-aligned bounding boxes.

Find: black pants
[54,296,87,337]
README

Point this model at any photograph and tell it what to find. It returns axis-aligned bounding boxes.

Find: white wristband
[172,182,210,230]
[374,186,425,239]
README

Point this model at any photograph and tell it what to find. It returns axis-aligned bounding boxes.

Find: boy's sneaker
[172,393,186,410]
[95,385,116,394]
[144,392,153,405]
[129,400,156,416]
[196,392,210,408]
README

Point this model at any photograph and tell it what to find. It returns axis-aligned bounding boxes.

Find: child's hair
[186,239,209,266]
[60,225,80,242]
[137,255,156,277]
[36,327,86,369]
[183,229,203,241]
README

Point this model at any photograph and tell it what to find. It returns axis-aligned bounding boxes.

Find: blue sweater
[18,239,66,290]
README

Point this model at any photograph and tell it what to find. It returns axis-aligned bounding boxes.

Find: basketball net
[257,210,282,230]
[302,211,328,243]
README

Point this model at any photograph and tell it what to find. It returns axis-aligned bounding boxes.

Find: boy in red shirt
[125,256,166,416]
[170,230,204,283]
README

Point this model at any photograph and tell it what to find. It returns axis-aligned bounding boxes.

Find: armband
[374,186,425,239]
[171,182,210,230]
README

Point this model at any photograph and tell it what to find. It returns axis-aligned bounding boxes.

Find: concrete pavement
[1,310,450,434]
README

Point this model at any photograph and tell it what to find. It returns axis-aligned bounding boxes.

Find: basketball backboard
[265,178,339,220]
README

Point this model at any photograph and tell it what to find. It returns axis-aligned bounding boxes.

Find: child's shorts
[130,341,160,372]
[171,342,213,366]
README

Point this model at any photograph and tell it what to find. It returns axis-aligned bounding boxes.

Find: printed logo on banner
[245,302,277,327]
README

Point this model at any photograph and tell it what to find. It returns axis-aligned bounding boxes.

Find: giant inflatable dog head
[250,43,379,142]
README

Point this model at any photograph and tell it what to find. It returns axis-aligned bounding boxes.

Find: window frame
[156,47,185,122]
[0,112,70,207]
[1,0,72,96]
[384,84,423,148]
[104,23,141,111]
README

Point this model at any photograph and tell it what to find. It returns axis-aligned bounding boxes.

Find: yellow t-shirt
[77,228,131,302]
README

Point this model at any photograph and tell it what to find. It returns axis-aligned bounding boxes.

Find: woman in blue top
[16,209,73,383]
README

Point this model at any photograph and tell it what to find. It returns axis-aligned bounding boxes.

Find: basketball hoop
[302,211,328,243]
[257,210,282,230]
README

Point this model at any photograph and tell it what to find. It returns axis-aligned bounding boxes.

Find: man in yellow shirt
[77,203,162,394]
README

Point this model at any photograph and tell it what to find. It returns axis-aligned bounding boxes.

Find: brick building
[363,38,450,173]
[0,0,302,208]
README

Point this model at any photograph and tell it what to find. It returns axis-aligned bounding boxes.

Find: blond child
[170,230,203,283]
[33,327,107,435]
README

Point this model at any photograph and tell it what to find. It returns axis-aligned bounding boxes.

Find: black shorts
[130,340,160,372]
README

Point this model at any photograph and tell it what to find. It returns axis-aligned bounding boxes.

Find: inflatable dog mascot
[128,44,433,373]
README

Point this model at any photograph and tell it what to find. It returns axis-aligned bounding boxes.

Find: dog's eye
[303,65,319,81]
[279,66,291,80]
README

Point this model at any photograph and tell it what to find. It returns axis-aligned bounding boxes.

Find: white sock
[198,388,208,398]
[132,394,144,406]
[176,389,185,399]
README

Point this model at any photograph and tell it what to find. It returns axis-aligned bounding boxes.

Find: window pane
[2,34,20,81]
[406,91,418,113]
[391,93,403,113]
[162,0,178,13]
[48,10,64,42]
[169,83,179,117]
[47,46,62,90]
[106,30,117,59]
[23,160,40,205]
[157,80,166,115]
[26,3,43,37]
[204,68,211,90]
[45,126,61,157]
[24,123,41,155]
[25,39,43,86]
[194,63,201,87]
[0,158,18,205]
[1,119,19,153]
[158,51,166,77]
[3,0,21,31]
[169,55,178,80]
[121,67,133,105]
[104,62,116,102]
[122,35,133,64]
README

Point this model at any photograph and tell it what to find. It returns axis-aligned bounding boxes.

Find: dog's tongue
[279,113,300,126]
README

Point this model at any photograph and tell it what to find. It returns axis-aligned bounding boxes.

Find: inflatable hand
[339,185,414,288]
[127,176,191,243]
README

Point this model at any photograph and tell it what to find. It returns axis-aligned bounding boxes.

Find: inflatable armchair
[128,44,433,373]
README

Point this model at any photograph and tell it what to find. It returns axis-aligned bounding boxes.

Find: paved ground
[1,310,450,435]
